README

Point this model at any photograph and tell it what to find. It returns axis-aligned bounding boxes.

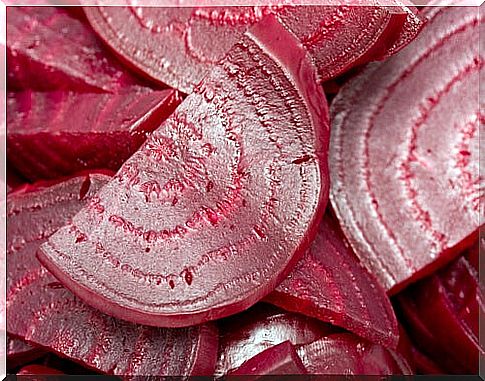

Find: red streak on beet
[265,212,399,349]
[7,89,181,181]
[329,7,483,293]
[7,7,149,93]
[38,15,329,328]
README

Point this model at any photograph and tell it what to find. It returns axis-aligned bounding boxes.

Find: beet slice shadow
[7,7,149,93]
[7,173,219,378]
[264,212,399,349]
[7,89,182,181]
[38,14,329,328]
[83,4,422,93]
[328,6,483,293]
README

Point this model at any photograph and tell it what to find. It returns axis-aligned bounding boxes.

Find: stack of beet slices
[5,3,482,378]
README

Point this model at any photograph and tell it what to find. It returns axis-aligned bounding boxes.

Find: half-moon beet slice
[7,89,181,181]
[7,174,218,378]
[265,212,399,349]
[7,7,148,93]
[38,15,329,327]
[329,6,483,293]
[83,4,422,93]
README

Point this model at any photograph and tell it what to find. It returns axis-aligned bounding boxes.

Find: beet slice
[83,4,422,93]
[38,14,329,327]
[227,340,307,378]
[7,7,147,92]
[296,333,413,375]
[17,365,64,375]
[265,212,398,349]
[7,336,45,369]
[7,173,219,377]
[7,89,181,181]
[329,6,482,293]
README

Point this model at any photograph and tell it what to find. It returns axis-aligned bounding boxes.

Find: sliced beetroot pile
[83,4,422,93]
[329,6,482,293]
[7,89,181,181]
[265,212,399,349]
[7,7,148,93]
[7,173,219,377]
[38,15,330,328]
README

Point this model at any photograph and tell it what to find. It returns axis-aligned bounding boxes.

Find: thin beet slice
[7,7,147,92]
[7,336,45,369]
[7,174,218,378]
[38,15,329,327]
[265,212,399,349]
[227,340,307,379]
[17,365,64,375]
[329,7,482,293]
[7,89,181,181]
[83,4,422,93]
[215,304,337,376]
[296,333,413,375]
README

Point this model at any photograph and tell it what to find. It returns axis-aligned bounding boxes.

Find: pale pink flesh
[329,7,483,293]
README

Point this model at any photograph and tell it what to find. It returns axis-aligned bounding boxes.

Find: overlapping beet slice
[38,15,329,327]
[329,6,483,293]
[7,336,45,369]
[7,89,181,181]
[7,173,219,378]
[265,212,398,349]
[17,365,64,376]
[83,3,422,93]
[7,7,147,92]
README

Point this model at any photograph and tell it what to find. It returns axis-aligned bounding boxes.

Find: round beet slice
[38,15,329,328]
[265,212,399,349]
[329,6,483,293]
[83,4,422,93]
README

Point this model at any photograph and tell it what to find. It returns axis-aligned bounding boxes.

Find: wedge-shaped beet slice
[7,174,218,377]
[7,89,181,181]
[329,6,483,293]
[227,340,307,378]
[84,4,422,93]
[38,14,329,327]
[297,333,413,375]
[215,304,337,376]
[7,7,147,92]
[7,336,45,369]
[265,212,398,349]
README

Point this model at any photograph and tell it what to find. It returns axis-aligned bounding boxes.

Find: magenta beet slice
[215,304,337,376]
[7,89,181,181]
[329,6,482,293]
[7,174,218,377]
[38,15,329,327]
[83,4,421,93]
[17,365,64,375]
[296,333,413,375]
[7,7,147,92]
[265,212,398,349]
[227,340,306,378]
[7,336,45,369]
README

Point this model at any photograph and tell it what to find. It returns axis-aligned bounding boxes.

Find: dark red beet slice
[6,166,27,194]
[215,304,337,376]
[83,4,422,93]
[17,365,63,375]
[465,238,480,272]
[296,333,413,375]
[264,212,398,349]
[7,173,218,377]
[227,341,306,378]
[329,6,482,293]
[7,7,147,92]
[7,89,181,181]
[410,344,445,374]
[7,336,45,369]
[38,15,329,327]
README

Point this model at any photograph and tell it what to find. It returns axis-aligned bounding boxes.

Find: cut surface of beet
[38,15,329,328]
[7,174,219,377]
[7,89,181,181]
[265,212,398,349]
[83,4,422,93]
[329,6,483,292]
[7,7,148,92]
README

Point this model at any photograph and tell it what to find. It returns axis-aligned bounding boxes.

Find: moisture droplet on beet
[7,173,219,377]
[329,6,483,293]
[38,15,330,328]
[7,89,181,181]
[264,212,399,350]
